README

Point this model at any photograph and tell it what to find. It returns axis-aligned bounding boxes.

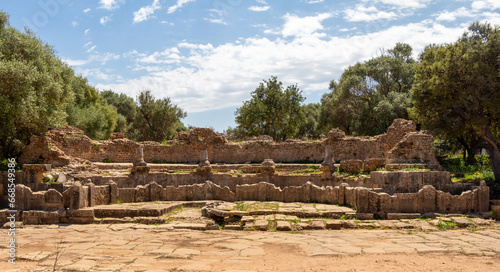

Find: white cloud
[83,8,91,13]
[306,0,324,4]
[480,12,500,25]
[87,45,97,53]
[363,0,429,9]
[167,0,195,14]
[472,0,500,11]
[84,29,90,35]
[281,13,332,37]
[206,18,228,25]
[79,68,117,81]
[344,5,398,22]
[95,17,466,114]
[257,0,267,4]
[98,0,123,10]
[91,52,120,64]
[62,59,88,66]
[436,7,474,22]
[71,21,79,27]
[133,0,162,23]
[100,16,111,25]
[135,48,183,64]
[249,6,270,12]
[205,9,228,25]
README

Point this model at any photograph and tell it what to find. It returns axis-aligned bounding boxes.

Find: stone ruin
[0,118,497,225]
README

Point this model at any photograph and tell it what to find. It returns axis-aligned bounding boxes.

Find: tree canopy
[321,43,415,136]
[234,76,305,141]
[0,11,73,158]
[128,90,187,143]
[411,22,500,181]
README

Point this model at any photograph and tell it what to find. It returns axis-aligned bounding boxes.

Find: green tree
[65,76,117,139]
[297,103,323,139]
[321,43,415,135]
[411,22,500,181]
[235,76,305,141]
[0,11,72,158]
[129,90,187,142]
[101,90,137,133]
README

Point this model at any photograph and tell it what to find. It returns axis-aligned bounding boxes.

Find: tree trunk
[481,125,500,183]
[457,136,481,165]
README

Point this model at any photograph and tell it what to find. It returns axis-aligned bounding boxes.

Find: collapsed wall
[18,119,439,166]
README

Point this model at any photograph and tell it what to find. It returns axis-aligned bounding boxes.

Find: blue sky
[2,0,499,132]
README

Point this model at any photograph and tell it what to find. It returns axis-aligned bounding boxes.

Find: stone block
[56,173,66,183]
[66,209,94,218]
[476,181,490,213]
[344,187,357,208]
[340,160,364,173]
[355,187,369,212]
[224,225,243,230]
[310,220,326,230]
[70,182,86,210]
[354,213,374,220]
[149,182,162,201]
[338,183,348,205]
[108,181,118,204]
[236,184,259,201]
[134,185,149,202]
[364,158,386,172]
[265,183,283,202]
[276,221,292,231]
[417,185,436,212]
[15,185,32,211]
[45,189,64,210]
[87,183,95,207]
[325,220,342,230]
[395,193,418,213]
[386,213,421,220]
[492,205,500,220]
[253,219,269,231]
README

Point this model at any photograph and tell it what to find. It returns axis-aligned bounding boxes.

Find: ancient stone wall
[11,180,490,218]
[18,119,439,166]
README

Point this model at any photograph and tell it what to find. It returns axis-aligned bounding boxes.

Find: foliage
[66,96,117,140]
[297,103,324,139]
[100,90,137,133]
[436,219,457,230]
[235,76,305,141]
[129,90,186,142]
[0,11,74,158]
[321,43,415,136]
[441,155,494,184]
[410,22,500,181]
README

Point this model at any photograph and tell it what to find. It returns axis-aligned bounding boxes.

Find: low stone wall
[370,171,472,194]
[11,180,489,218]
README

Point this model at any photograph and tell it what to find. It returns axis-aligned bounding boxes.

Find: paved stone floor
[1,223,500,271]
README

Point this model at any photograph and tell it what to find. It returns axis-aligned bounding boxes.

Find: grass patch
[441,155,494,184]
[291,168,322,175]
[437,219,457,230]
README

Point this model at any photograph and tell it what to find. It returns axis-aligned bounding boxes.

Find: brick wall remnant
[18,119,440,168]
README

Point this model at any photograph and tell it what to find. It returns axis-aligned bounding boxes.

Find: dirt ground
[1,223,500,272]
